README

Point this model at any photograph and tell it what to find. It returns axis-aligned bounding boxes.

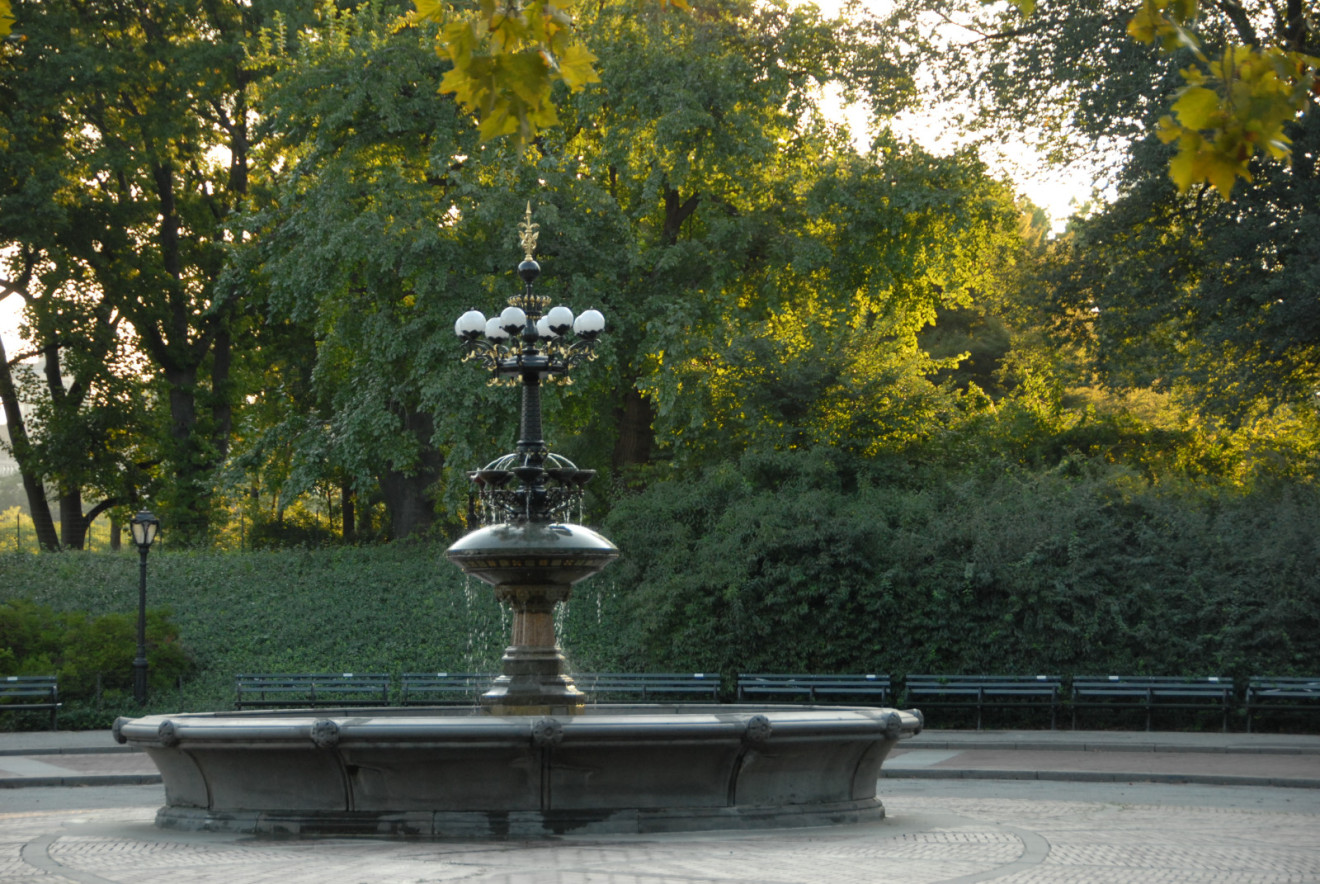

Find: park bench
[735,673,893,706]
[234,672,391,710]
[0,675,60,729]
[904,674,1063,730]
[1070,675,1233,731]
[1245,676,1320,732]
[574,672,721,702]
[399,672,495,705]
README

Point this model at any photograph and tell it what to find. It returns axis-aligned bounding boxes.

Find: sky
[1,293,20,361]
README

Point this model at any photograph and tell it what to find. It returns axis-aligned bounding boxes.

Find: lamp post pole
[129,509,160,706]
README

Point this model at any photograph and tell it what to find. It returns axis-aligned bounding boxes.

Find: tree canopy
[0,0,1315,552]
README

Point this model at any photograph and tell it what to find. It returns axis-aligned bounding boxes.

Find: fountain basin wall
[115,704,922,837]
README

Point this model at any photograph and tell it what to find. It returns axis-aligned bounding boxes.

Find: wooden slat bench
[0,675,61,729]
[905,674,1063,730]
[1245,676,1320,732]
[736,673,892,706]
[1071,675,1234,731]
[399,672,495,705]
[234,673,391,710]
[574,672,721,702]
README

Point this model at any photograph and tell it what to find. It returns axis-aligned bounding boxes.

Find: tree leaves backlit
[1129,0,1317,198]
[407,0,617,144]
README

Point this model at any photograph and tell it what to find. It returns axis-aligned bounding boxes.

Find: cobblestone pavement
[4,783,1319,883]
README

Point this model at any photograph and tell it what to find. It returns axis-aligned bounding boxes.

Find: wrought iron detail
[454,207,605,527]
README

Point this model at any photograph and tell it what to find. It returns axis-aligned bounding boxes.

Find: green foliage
[600,449,1320,680]
[0,545,517,716]
[0,597,194,727]
[2,466,1317,729]
[1040,106,1320,426]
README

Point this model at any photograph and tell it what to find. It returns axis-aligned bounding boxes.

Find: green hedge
[0,542,624,721]
[599,450,1320,681]
[2,452,1317,727]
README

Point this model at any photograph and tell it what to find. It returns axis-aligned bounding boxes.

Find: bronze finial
[518,202,540,262]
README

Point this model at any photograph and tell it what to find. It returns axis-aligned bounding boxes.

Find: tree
[640,142,1029,465]
[239,0,932,535]
[907,0,1315,198]
[239,2,520,539]
[550,0,921,471]
[1043,109,1320,426]
[0,0,306,545]
[0,272,59,550]
[1125,0,1316,197]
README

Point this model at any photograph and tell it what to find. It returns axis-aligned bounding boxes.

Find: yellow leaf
[500,50,552,105]
[0,0,13,38]
[411,0,446,24]
[1127,0,1166,44]
[1168,146,1200,192]
[1205,155,1243,198]
[438,19,479,65]
[556,40,600,91]
[477,103,520,141]
[438,65,471,98]
[1263,136,1292,161]
[1172,86,1221,130]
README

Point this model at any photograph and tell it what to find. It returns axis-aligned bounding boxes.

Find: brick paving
[0,786,1315,883]
[1,729,1318,882]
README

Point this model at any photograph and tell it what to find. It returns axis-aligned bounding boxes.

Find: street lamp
[129,509,160,706]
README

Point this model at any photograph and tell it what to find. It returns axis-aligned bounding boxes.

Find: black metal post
[133,543,149,705]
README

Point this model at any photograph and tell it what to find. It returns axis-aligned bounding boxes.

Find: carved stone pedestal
[482,584,583,715]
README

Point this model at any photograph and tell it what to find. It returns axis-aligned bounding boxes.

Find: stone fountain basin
[115,704,923,838]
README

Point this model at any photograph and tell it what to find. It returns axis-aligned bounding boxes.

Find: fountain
[113,207,923,838]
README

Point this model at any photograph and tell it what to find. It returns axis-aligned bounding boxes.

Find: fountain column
[447,205,615,715]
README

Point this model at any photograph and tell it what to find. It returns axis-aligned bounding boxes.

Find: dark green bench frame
[1071,675,1233,731]
[0,675,61,729]
[399,672,495,705]
[234,672,390,709]
[736,673,892,705]
[1245,676,1320,732]
[905,674,1063,730]
[574,672,721,702]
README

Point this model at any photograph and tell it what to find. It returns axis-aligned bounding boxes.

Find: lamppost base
[133,658,149,706]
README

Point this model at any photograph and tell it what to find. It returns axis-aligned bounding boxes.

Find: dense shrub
[601,450,1320,681]
[0,599,194,728]
[2,455,1317,729]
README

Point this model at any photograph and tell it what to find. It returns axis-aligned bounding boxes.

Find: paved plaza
[2,730,1318,883]
[2,780,1318,883]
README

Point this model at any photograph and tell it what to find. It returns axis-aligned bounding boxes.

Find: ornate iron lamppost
[129,509,160,705]
[446,206,618,714]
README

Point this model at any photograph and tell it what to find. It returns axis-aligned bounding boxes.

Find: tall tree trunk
[0,335,59,551]
[611,385,656,470]
[58,488,87,550]
[379,409,444,540]
[164,365,211,543]
[341,482,356,542]
[211,325,233,462]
